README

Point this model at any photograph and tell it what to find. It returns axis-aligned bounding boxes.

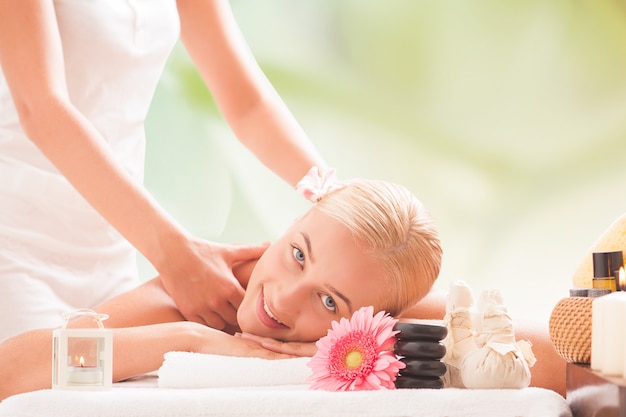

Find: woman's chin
[236,310,260,336]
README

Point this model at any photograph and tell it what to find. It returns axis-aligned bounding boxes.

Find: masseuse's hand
[160,237,268,330]
[237,333,318,357]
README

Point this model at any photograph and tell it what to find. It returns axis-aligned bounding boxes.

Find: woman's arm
[0,320,291,401]
[0,1,265,330]
[0,322,195,401]
[514,319,566,397]
[0,262,273,402]
[88,278,186,328]
[0,278,184,400]
[399,287,447,320]
[177,0,326,187]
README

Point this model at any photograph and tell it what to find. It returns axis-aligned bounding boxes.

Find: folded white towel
[157,351,312,388]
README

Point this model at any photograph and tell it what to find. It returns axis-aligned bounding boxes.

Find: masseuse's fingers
[163,240,268,330]
[198,242,269,326]
[238,333,318,357]
[225,241,271,296]
[171,253,242,329]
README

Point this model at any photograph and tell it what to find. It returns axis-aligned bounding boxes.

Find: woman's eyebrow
[326,284,353,315]
[301,232,315,262]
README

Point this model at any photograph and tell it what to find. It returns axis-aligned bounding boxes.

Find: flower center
[327,330,378,380]
[344,350,363,369]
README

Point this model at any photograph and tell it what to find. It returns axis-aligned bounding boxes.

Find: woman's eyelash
[290,244,305,265]
[321,294,337,313]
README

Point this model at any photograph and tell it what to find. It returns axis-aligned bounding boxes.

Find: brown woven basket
[548,297,592,364]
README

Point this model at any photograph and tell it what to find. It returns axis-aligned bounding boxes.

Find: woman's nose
[274,279,307,315]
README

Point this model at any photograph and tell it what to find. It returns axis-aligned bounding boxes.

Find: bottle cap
[592,251,623,278]
[569,288,589,297]
[587,288,611,298]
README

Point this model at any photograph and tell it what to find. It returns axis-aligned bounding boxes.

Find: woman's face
[237,209,387,342]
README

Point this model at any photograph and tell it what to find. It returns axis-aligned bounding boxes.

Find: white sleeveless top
[0,0,180,341]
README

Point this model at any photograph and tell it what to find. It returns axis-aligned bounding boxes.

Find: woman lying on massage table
[0,174,565,400]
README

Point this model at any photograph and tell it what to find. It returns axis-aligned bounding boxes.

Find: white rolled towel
[157,351,312,388]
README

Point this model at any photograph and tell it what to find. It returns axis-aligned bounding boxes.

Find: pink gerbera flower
[307,306,405,391]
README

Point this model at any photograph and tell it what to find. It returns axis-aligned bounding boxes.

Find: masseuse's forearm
[18,98,187,274]
[227,99,326,186]
[178,0,326,187]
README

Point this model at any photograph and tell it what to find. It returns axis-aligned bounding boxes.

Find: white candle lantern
[52,309,113,390]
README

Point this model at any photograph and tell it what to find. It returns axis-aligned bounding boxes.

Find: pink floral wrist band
[296,166,345,203]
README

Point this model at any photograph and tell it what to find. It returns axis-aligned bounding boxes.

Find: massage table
[0,353,572,417]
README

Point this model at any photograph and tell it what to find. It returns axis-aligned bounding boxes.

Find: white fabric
[441,282,536,389]
[0,378,572,417]
[442,280,477,388]
[0,0,179,342]
[460,289,536,389]
[158,352,312,388]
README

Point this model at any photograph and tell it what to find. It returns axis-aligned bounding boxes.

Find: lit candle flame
[620,267,625,291]
[79,356,85,367]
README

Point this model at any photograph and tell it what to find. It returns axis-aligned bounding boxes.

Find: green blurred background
[141,0,626,322]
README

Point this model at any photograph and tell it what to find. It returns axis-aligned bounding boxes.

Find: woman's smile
[256,289,289,330]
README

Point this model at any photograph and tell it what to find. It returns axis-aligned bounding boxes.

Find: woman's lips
[256,290,289,330]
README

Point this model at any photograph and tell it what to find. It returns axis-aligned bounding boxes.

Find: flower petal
[307,305,403,392]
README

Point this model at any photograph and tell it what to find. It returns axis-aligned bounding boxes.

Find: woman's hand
[189,326,297,359]
[236,332,318,357]
[159,238,269,330]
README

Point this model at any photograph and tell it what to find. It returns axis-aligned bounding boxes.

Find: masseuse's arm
[0,1,264,330]
[177,0,327,187]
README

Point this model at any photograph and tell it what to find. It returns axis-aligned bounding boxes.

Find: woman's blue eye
[291,245,305,265]
[321,295,336,312]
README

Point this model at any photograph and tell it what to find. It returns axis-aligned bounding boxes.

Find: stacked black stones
[393,321,448,389]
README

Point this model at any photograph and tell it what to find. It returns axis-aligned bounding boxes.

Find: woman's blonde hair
[313,179,442,316]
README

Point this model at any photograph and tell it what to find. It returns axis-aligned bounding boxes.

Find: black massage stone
[394,375,444,389]
[392,321,448,387]
[394,340,446,360]
[399,358,447,378]
[394,321,448,342]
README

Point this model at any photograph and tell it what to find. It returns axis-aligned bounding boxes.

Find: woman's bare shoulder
[89,277,185,328]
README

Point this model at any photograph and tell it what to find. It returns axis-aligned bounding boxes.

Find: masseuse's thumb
[227,241,270,263]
